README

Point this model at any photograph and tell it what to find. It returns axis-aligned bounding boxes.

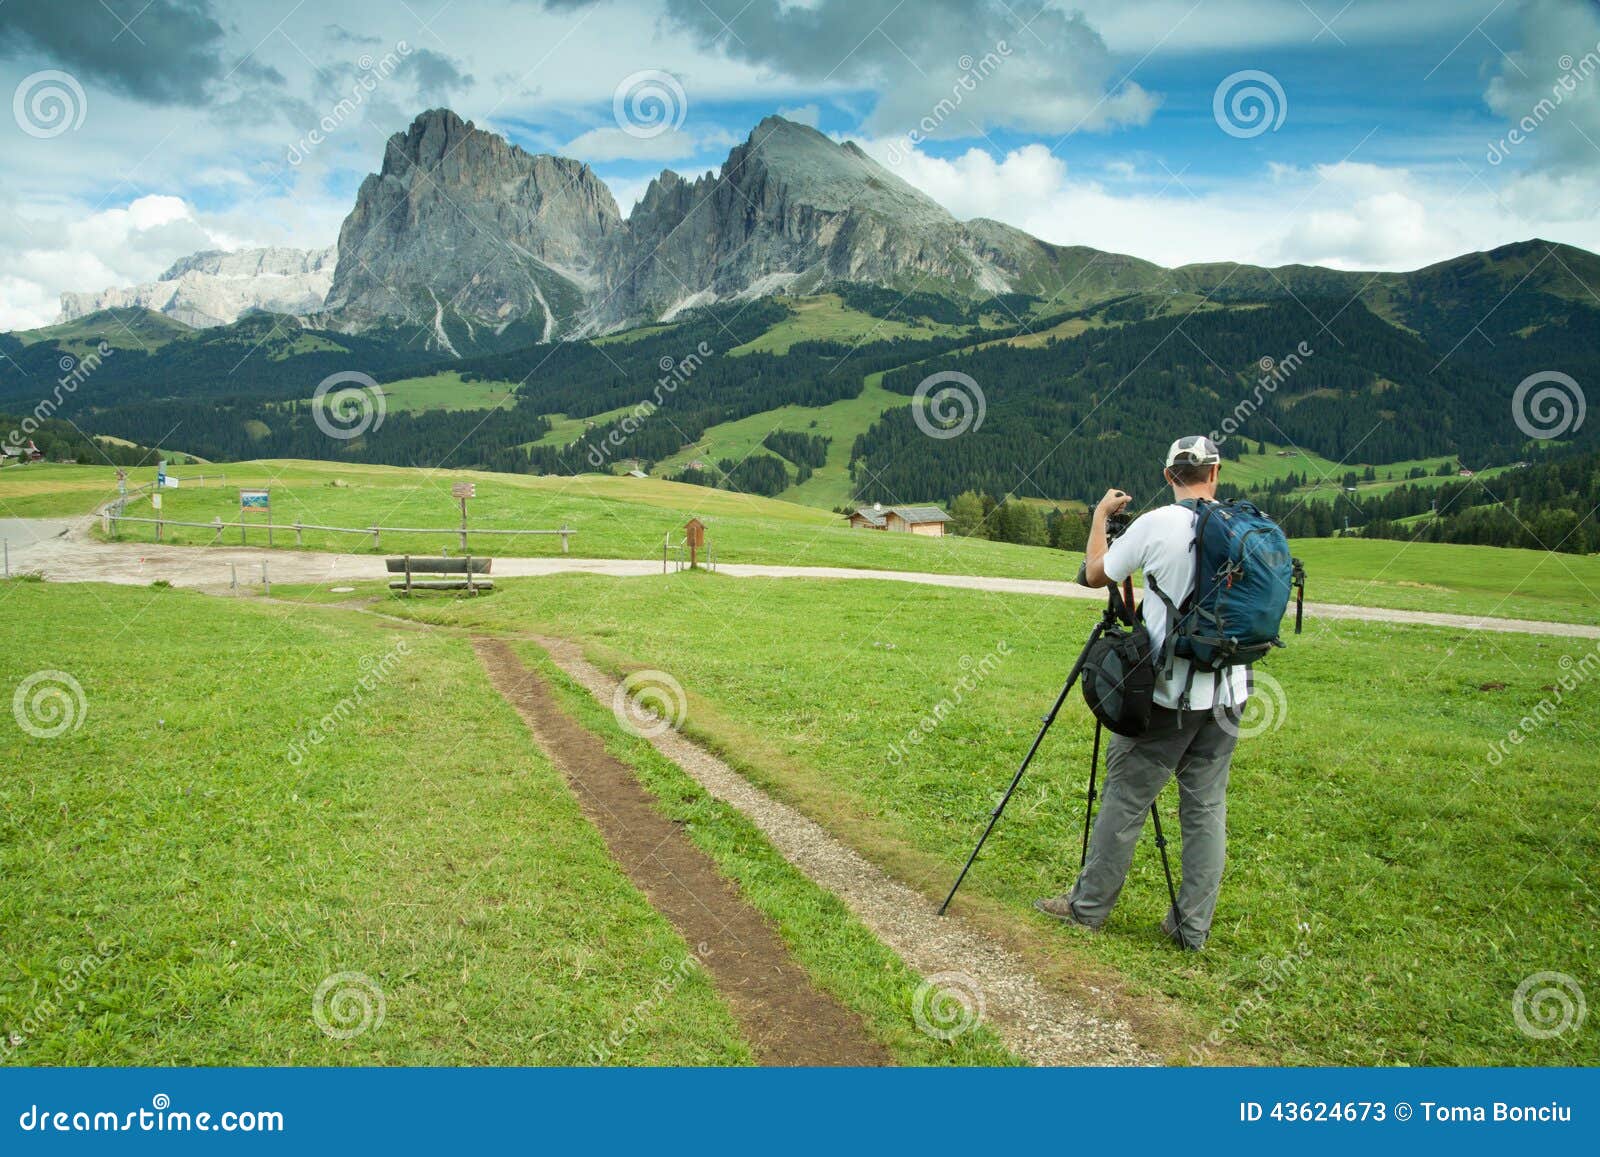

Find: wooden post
[370,525,380,550]
[240,517,246,546]
[295,521,303,547]
[267,517,274,548]
[404,554,412,596]
[684,518,705,570]
[459,496,468,551]
[212,516,223,545]
[230,562,237,594]
[466,553,475,595]
[262,559,270,596]
[561,525,571,553]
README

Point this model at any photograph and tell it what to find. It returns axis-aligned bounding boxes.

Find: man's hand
[1082,488,1131,589]
[1097,488,1132,517]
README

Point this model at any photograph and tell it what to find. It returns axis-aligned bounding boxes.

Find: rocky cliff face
[590,116,1034,329]
[59,245,335,328]
[320,107,622,352]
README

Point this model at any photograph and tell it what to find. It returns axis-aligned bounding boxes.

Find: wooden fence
[104,509,574,553]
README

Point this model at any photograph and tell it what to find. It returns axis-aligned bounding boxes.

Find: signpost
[453,481,476,550]
[157,460,166,489]
[684,518,705,569]
[152,491,163,541]
[240,488,271,546]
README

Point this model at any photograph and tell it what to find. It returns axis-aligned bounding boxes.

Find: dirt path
[473,637,891,1067]
[533,634,1157,1066]
[10,515,1595,639]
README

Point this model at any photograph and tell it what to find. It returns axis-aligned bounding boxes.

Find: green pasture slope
[0,579,1014,1066]
[377,572,1600,1066]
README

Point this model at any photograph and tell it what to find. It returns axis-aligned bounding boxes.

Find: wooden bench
[386,555,494,594]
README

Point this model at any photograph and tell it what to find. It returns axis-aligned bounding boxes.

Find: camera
[1106,509,1132,543]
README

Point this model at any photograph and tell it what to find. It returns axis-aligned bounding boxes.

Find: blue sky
[2,0,1598,328]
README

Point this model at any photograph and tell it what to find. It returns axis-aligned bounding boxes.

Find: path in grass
[15,520,1600,638]
[531,634,1155,1067]
[474,638,890,1066]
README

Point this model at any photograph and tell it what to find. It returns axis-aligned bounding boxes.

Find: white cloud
[562,124,736,163]
[855,136,1600,271]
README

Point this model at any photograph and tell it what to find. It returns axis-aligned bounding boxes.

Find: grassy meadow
[0,579,1015,1066]
[375,571,1600,1065]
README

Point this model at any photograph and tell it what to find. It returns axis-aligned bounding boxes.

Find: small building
[1458,467,1475,477]
[847,503,951,537]
[627,469,648,479]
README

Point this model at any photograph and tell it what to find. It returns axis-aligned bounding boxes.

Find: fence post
[230,562,237,594]
[295,521,303,548]
[268,518,274,548]
[262,559,270,596]
[211,516,222,545]
[561,525,571,553]
[370,525,380,550]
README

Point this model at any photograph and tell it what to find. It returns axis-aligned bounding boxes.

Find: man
[1035,435,1248,950]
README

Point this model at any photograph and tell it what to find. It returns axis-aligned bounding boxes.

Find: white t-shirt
[1101,503,1251,712]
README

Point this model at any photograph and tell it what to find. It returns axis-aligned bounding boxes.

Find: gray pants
[1066,706,1238,947]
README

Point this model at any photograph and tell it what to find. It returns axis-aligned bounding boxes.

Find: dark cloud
[324,23,383,47]
[0,0,233,104]
[409,49,475,103]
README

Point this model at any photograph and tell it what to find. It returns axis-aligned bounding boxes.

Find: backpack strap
[1146,575,1183,679]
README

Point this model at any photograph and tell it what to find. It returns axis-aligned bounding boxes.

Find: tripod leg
[1149,801,1188,949]
[1080,721,1103,869]
[939,623,1106,916]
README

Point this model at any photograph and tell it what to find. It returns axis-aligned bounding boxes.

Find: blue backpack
[1149,499,1297,677]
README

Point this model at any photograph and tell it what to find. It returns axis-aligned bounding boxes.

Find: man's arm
[1081,488,1132,588]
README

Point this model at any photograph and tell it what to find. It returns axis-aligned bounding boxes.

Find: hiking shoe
[1160,908,1204,951]
[1034,896,1098,931]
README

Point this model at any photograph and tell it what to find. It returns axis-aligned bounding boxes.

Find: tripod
[938,579,1184,944]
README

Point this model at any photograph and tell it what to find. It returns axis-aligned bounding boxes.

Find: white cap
[1165,435,1221,469]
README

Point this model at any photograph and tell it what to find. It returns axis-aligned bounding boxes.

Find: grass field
[313,372,520,414]
[0,581,750,1064]
[729,294,959,355]
[652,376,914,509]
[0,579,1017,1065]
[375,572,1600,1065]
